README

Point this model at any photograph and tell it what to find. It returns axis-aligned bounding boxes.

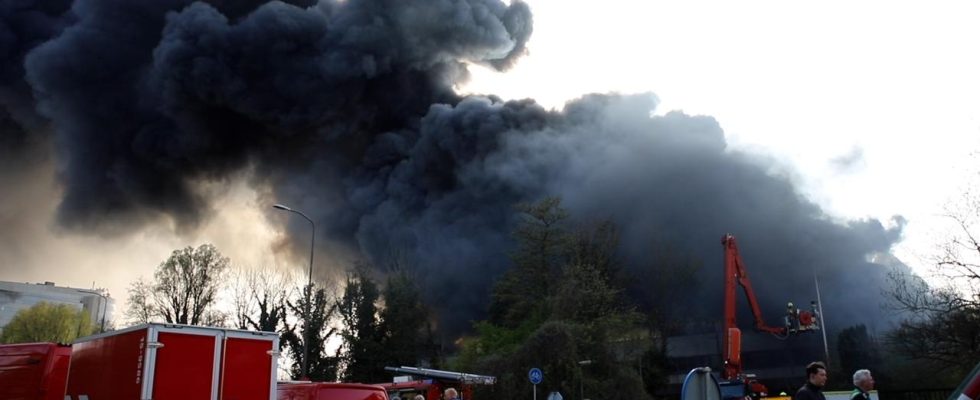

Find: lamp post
[578,360,592,400]
[273,203,315,379]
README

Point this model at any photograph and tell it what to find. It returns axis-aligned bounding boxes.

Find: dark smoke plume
[0,0,72,148]
[2,0,906,336]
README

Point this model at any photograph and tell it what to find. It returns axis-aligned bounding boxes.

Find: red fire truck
[0,342,71,400]
[0,323,280,400]
[376,366,496,400]
[277,382,389,400]
[65,323,280,400]
[0,323,391,400]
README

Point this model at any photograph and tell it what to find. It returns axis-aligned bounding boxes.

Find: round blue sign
[680,367,721,400]
[528,368,543,385]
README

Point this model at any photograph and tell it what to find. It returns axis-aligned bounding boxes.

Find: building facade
[0,281,114,334]
[667,329,826,395]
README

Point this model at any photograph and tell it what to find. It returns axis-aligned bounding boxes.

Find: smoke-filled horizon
[2,0,907,337]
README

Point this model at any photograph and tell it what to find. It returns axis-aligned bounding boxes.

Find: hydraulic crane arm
[722,234,787,336]
[720,234,820,383]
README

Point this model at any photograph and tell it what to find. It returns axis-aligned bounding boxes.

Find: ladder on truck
[384,366,497,385]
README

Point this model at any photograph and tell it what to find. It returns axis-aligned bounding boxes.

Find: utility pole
[814,272,830,366]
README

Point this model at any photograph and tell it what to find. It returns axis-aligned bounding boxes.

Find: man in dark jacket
[793,361,828,400]
[850,369,874,400]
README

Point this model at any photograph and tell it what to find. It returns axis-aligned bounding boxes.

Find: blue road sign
[680,367,721,400]
[529,368,543,385]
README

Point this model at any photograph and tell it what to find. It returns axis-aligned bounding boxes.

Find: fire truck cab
[277,382,389,400]
[376,366,496,400]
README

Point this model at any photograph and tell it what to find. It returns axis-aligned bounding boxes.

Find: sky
[464,0,980,267]
[2,0,978,331]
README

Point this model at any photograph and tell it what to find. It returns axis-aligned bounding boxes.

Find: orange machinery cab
[277,382,389,400]
[0,343,72,400]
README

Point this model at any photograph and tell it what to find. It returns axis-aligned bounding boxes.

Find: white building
[0,281,114,333]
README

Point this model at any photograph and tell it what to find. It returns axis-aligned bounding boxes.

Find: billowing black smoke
[2,0,905,336]
[0,0,72,149]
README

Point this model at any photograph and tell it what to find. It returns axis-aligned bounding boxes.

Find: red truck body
[0,342,71,400]
[277,382,389,400]
[65,323,279,400]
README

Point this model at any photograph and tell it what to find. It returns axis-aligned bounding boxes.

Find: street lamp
[578,360,593,400]
[273,203,315,379]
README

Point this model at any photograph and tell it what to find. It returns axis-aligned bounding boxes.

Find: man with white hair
[851,369,874,400]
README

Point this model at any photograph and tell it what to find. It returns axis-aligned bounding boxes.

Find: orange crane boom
[720,234,820,394]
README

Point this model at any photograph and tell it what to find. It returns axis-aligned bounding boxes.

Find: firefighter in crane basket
[785,301,820,333]
[785,302,799,333]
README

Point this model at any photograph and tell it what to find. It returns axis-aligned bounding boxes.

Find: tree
[639,241,703,339]
[462,198,650,400]
[153,244,229,325]
[337,267,386,383]
[228,267,255,331]
[488,197,570,328]
[885,270,979,375]
[513,321,585,399]
[124,278,156,325]
[549,225,647,400]
[378,271,430,368]
[124,244,230,327]
[228,266,291,333]
[565,220,621,281]
[550,261,623,334]
[554,221,634,329]
[200,309,229,328]
[282,283,339,381]
[885,196,980,376]
[1,302,94,344]
[634,241,704,393]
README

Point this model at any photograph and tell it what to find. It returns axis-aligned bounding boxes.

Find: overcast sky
[3,0,979,323]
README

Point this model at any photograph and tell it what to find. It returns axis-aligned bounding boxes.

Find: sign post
[529,368,543,400]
